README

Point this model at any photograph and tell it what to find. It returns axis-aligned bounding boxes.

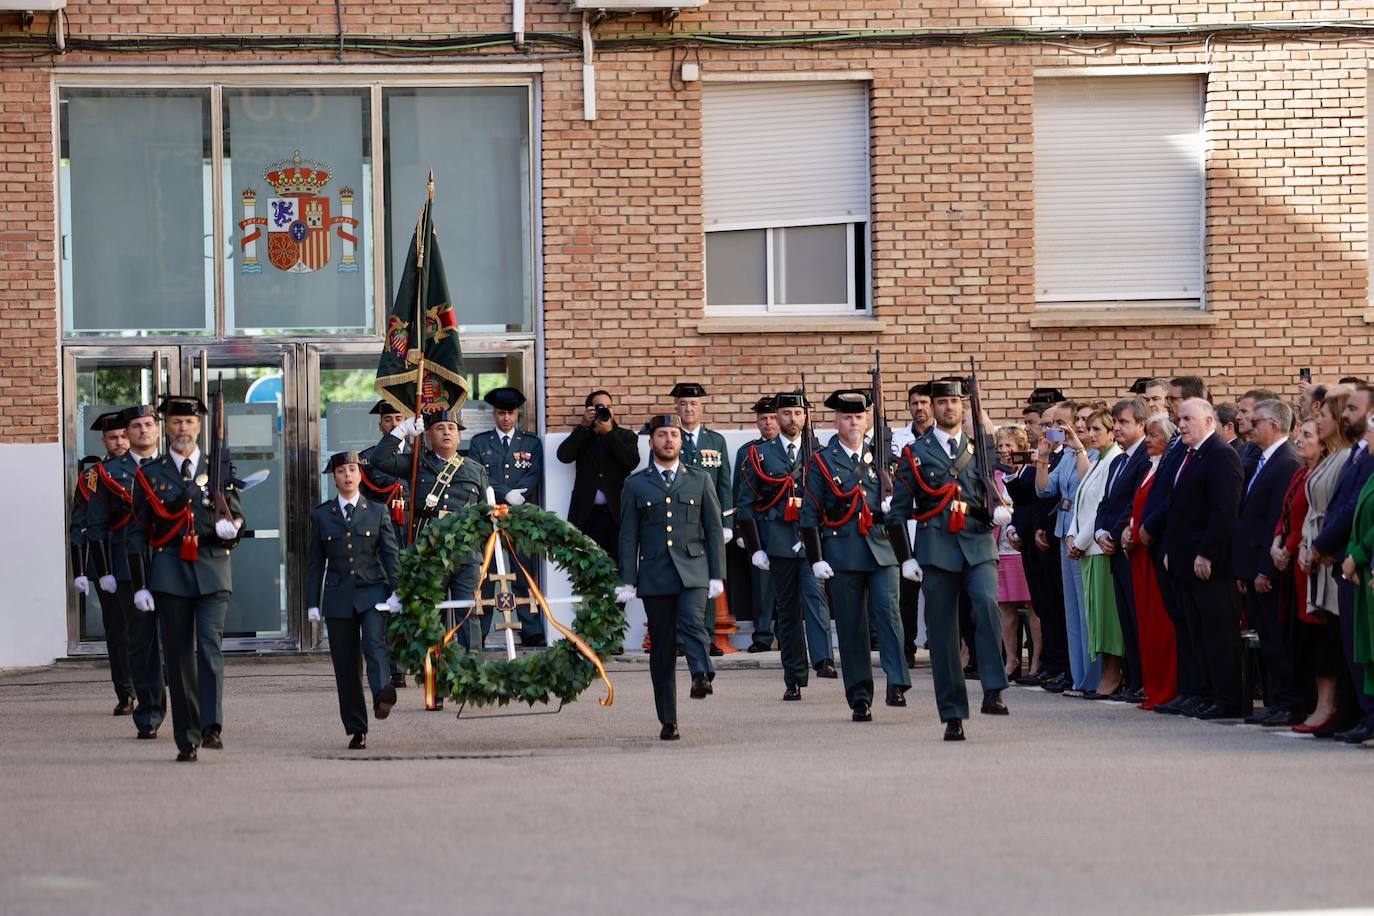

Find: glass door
[185,345,300,650]
[62,347,175,653]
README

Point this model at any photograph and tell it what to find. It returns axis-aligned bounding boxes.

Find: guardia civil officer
[127,395,245,762]
[671,382,734,655]
[86,404,167,740]
[891,378,1012,741]
[308,452,401,749]
[359,399,410,688]
[468,386,546,646]
[615,414,724,741]
[800,390,909,721]
[69,412,135,715]
[369,408,489,675]
[732,397,778,652]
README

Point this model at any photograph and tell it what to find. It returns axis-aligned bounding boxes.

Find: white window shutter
[702,81,870,230]
[1034,75,1204,307]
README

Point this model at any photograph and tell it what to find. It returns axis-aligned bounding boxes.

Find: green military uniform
[800,390,907,720]
[126,396,245,760]
[359,400,410,686]
[671,383,734,652]
[368,410,489,654]
[468,387,545,645]
[619,415,724,736]
[890,379,1009,732]
[85,405,166,738]
[732,400,776,651]
[308,452,400,743]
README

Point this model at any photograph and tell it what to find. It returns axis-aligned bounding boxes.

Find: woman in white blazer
[1066,407,1122,698]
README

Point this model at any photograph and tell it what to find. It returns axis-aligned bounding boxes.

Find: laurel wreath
[387,503,624,708]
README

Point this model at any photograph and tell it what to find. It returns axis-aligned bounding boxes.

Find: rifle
[870,350,892,504]
[207,376,237,533]
[966,358,1002,513]
[798,373,814,492]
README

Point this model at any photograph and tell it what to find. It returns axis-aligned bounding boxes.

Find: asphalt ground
[1,654,1371,916]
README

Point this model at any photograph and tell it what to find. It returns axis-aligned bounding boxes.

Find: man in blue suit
[1311,384,1374,737]
[1092,398,1153,701]
[1231,400,1302,726]
[1162,398,1244,719]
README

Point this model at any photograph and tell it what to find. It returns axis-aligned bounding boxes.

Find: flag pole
[405,172,435,546]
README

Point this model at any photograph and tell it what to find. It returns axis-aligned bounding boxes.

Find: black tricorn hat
[1028,386,1065,404]
[751,396,777,414]
[774,391,812,410]
[422,407,466,430]
[157,395,208,417]
[1127,378,1153,395]
[369,399,404,416]
[324,450,365,473]
[823,389,873,413]
[117,404,159,426]
[483,387,527,411]
[640,414,683,434]
[930,379,966,399]
[669,382,708,399]
[90,411,126,433]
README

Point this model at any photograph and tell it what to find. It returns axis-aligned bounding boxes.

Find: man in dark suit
[1163,398,1244,719]
[1231,400,1302,726]
[307,451,400,749]
[1093,397,1153,701]
[1234,388,1278,481]
[1311,384,1374,738]
[126,396,246,762]
[733,397,778,652]
[556,389,641,561]
[615,414,724,741]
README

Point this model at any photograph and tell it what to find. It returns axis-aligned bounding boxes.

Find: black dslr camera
[593,404,613,423]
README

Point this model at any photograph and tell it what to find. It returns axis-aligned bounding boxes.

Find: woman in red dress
[1123,415,1177,709]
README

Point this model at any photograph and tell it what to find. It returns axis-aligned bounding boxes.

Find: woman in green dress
[1068,407,1124,699]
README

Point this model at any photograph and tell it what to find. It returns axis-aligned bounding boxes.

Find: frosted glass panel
[61,89,213,334]
[776,224,848,306]
[383,87,532,332]
[224,88,372,334]
[706,230,766,306]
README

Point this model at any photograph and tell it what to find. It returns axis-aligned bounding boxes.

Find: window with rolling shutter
[702,81,870,315]
[1034,75,1205,311]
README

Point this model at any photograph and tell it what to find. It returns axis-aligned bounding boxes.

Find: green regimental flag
[375,176,469,417]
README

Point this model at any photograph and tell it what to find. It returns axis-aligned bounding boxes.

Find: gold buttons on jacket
[666,511,673,518]
[666,526,673,533]
[666,497,672,504]
[667,540,674,547]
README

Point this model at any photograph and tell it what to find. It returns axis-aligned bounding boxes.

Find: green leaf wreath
[387,502,624,708]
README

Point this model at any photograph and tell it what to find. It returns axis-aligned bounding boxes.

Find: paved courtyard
[1,655,1371,916]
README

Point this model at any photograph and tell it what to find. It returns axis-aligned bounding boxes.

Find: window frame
[53,69,540,345]
[704,218,868,317]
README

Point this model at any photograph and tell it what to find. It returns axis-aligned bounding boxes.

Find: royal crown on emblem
[263,149,332,196]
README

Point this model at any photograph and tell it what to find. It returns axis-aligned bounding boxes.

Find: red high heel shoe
[1292,711,1340,734]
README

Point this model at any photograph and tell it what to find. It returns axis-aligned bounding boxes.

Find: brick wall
[1,1,1372,443]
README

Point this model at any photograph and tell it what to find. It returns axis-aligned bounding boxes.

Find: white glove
[614,584,637,604]
[881,497,892,515]
[307,607,321,622]
[391,416,424,440]
[992,506,1013,528]
[708,579,725,600]
[811,561,835,581]
[505,488,526,507]
[215,518,242,540]
[386,591,402,613]
[722,528,733,545]
[133,589,156,613]
[73,575,90,595]
[98,575,118,594]
[751,550,771,571]
[901,558,923,582]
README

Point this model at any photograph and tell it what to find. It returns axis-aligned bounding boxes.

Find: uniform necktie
[662,468,674,486]
[181,458,192,481]
[344,503,354,521]
[948,437,958,459]
[684,431,694,449]
[502,435,510,450]
[786,442,797,465]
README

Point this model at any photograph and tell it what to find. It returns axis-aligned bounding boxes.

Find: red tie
[1175,447,1196,484]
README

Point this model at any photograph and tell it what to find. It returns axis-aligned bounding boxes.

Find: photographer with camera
[556,389,641,560]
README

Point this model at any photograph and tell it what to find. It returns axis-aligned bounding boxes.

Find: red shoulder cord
[133,468,199,562]
[810,453,874,535]
[746,445,800,521]
[360,474,406,525]
[96,463,135,531]
[899,446,966,533]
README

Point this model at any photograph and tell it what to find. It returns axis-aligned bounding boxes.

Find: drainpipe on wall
[512,0,525,48]
[581,13,596,121]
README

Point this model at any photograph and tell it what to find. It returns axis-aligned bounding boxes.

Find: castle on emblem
[237,150,360,275]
